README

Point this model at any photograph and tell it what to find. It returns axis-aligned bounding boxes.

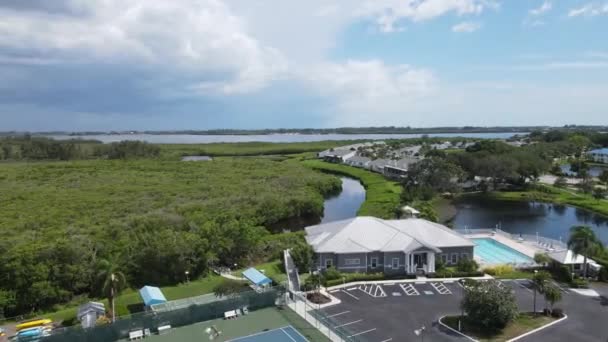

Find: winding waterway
[320,177,366,224]
[452,196,608,245]
[269,176,365,232]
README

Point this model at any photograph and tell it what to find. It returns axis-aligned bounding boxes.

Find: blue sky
[0,0,607,131]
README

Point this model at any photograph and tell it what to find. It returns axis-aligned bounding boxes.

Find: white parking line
[358,284,387,298]
[348,328,377,338]
[400,283,419,296]
[341,289,360,300]
[326,311,350,318]
[379,339,393,342]
[431,282,452,295]
[335,319,363,328]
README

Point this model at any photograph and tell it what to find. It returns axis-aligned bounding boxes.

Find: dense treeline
[0,159,340,317]
[403,131,608,201]
[0,136,160,161]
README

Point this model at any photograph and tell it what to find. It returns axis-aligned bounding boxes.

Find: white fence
[456,227,568,252]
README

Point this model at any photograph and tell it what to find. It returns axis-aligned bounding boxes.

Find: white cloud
[298,60,437,125]
[0,0,288,95]
[568,3,608,17]
[358,0,498,33]
[529,1,552,16]
[452,21,482,33]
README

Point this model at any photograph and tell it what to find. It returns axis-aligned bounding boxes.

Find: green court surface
[140,307,330,342]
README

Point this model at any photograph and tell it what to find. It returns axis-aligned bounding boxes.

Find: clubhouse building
[305,217,474,275]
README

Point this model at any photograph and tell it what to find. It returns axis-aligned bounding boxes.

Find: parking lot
[314,279,608,342]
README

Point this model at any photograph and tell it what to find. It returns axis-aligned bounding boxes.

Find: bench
[157,325,172,335]
[128,330,144,340]
[224,310,238,320]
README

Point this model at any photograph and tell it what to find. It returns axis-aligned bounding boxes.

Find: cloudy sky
[1,0,607,131]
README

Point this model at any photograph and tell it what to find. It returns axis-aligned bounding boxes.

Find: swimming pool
[472,238,534,264]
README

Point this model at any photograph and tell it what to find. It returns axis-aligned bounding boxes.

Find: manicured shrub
[482,264,514,276]
[461,280,518,333]
[323,268,342,281]
[456,258,479,273]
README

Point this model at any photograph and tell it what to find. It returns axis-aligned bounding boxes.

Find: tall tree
[290,243,315,273]
[96,258,127,322]
[567,226,602,278]
[532,271,551,314]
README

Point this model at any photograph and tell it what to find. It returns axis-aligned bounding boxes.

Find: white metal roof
[305,217,473,254]
[548,249,601,268]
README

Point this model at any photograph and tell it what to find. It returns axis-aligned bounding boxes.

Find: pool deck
[467,233,541,258]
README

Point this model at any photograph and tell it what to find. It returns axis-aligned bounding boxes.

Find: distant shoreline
[6,125,608,136]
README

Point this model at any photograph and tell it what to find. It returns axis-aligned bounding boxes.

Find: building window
[325,259,333,269]
[344,258,360,266]
[370,257,378,268]
[441,254,448,264]
[451,253,458,264]
[461,253,469,260]
[392,258,399,269]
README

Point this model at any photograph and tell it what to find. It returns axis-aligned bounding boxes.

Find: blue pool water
[472,238,534,264]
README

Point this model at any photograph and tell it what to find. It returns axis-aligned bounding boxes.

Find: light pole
[185,270,190,283]
[533,270,538,315]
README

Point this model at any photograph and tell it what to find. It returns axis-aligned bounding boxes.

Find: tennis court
[228,326,308,342]
[141,307,328,342]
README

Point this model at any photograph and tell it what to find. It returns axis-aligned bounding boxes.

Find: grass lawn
[46,275,228,323]
[232,260,288,284]
[300,159,402,219]
[466,184,608,217]
[442,313,558,342]
[159,140,364,159]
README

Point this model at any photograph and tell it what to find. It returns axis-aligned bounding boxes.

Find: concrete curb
[437,314,568,342]
[507,314,568,342]
[437,316,478,341]
[326,275,494,291]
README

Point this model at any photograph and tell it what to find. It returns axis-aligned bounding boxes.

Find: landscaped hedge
[428,270,484,278]
[324,272,416,287]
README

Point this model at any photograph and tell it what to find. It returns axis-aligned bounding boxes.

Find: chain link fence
[288,291,367,342]
[41,287,283,342]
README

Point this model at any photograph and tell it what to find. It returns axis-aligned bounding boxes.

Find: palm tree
[543,285,562,314]
[533,253,551,267]
[97,258,127,322]
[567,226,602,278]
[532,270,550,315]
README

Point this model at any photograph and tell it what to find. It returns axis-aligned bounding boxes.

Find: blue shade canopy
[139,286,167,306]
[242,268,272,286]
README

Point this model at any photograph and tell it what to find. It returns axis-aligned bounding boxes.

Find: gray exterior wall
[316,253,337,270]
[366,251,385,273]
[336,253,367,273]
[437,246,474,266]
[383,251,406,275]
